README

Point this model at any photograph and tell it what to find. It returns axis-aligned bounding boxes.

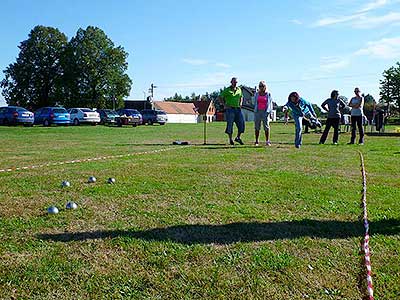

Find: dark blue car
[116,109,142,126]
[34,107,71,126]
[0,106,34,126]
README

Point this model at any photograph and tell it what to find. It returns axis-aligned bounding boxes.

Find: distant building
[154,101,198,123]
[193,100,216,123]
[216,86,276,122]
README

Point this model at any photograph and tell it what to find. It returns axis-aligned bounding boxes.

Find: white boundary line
[0,146,185,174]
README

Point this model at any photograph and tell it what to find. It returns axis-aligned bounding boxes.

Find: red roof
[154,101,197,115]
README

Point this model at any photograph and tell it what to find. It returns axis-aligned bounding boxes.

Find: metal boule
[47,206,59,214]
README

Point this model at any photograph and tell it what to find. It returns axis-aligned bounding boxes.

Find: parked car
[0,106,34,126]
[140,109,168,125]
[96,109,120,125]
[34,107,71,126]
[116,109,142,127]
[68,108,100,126]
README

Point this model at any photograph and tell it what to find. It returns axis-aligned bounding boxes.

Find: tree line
[1,25,132,110]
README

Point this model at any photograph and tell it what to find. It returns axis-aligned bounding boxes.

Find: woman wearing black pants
[348,87,365,145]
[319,90,346,144]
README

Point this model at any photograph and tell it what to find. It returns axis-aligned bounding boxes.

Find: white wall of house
[167,114,198,123]
[197,115,215,123]
[242,109,254,122]
[269,110,277,122]
[242,109,277,122]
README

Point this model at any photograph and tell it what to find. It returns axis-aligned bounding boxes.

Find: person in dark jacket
[319,90,346,144]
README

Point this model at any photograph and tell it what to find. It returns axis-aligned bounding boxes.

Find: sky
[1,0,400,107]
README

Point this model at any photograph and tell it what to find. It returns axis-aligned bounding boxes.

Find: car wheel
[132,123,137,127]
[91,122,97,126]
[73,119,80,126]
[43,119,50,127]
[3,118,9,126]
[160,123,165,125]
[148,119,153,125]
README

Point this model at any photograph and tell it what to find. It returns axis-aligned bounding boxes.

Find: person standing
[319,90,346,144]
[284,92,321,148]
[348,87,365,145]
[254,81,273,146]
[219,77,245,145]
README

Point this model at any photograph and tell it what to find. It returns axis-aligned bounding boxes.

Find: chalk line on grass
[0,146,186,174]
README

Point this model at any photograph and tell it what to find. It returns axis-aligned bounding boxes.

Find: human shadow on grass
[37,218,400,244]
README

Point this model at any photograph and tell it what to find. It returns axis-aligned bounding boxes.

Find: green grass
[0,123,399,299]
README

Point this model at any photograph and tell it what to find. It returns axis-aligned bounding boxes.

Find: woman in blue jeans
[284,92,321,148]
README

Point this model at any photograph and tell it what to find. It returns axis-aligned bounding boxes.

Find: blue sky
[1,0,400,107]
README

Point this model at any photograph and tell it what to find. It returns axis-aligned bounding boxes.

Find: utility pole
[148,83,157,99]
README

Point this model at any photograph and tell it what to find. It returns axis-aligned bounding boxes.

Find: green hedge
[386,117,400,125]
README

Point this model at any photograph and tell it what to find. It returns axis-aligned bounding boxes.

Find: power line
[155,73,379,89]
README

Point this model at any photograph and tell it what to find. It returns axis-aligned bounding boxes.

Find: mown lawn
[0,122,399,300]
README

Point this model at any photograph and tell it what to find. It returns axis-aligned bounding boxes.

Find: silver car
[68,108,100,126]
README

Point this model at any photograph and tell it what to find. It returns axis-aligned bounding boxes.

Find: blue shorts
[225,108,245,135]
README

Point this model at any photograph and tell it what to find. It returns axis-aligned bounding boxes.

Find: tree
[164,93,183,102]
[338,95,351,115]
[380,62,400,114]
[363,94,376,121]
[62,26,132,109]
[312,104,323,118]
[1,26,68,108]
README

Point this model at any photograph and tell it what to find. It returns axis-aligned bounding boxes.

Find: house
[193,100,216,123]
[153,101,198,123]
[241,86,277,122]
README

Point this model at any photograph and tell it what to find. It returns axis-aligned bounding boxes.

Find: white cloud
[215,62,231,68]
[312,13,365,27]
[320,56,351,71]
[182,58,231,69]
[290,19,303,25]
[312,0,400,28]
[355,36,400,58]
[358,0,389,13]
[352,12,400,28]
[182,58,208,65]
[313,11,400,28]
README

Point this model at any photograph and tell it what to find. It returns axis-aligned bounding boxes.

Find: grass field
[0,122,399,300]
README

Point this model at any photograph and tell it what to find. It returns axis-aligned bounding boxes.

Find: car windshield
[106,110,119,116]
[156,110,166,115]
[16,107,28,112]
[53,108,67,113]
[124,110,139,115]
[81,108,94,112]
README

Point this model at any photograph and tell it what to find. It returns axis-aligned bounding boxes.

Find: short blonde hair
[258,80,269,92]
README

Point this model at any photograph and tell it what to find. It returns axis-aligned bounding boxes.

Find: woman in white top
[348,87,365,145]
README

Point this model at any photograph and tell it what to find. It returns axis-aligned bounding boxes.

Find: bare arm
[349,98,361,109]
